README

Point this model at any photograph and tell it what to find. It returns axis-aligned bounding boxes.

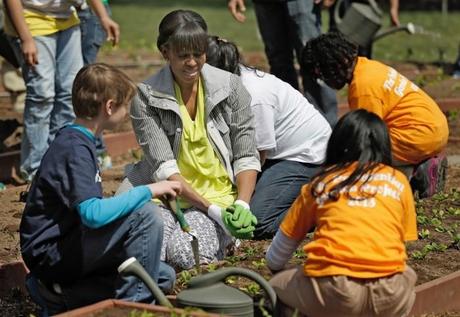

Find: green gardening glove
[223,200,257,239]
[208,202,257,239]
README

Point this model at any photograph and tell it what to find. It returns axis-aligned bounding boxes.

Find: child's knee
[134,202,164,230]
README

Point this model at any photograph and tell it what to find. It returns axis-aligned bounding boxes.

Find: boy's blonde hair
[72,63,137,119]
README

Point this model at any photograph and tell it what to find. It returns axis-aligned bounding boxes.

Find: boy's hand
[100,17,120,46]
[148,181,181,199]
[21,38,38,67]
[228,0,246,23]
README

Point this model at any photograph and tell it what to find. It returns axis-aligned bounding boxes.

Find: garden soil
[0,52,459,316]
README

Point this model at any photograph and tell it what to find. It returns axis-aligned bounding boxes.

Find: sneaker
[453,70,460,79]
[410,154,448,198]
[25,274,66,316]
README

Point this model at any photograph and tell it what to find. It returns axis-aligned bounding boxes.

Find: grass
[106,1,460,64]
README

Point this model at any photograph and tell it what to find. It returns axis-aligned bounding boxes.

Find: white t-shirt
[240,66,331,164]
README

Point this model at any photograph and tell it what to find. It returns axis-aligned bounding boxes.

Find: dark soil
[0,52,459,316]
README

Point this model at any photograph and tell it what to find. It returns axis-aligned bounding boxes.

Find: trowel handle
[188,267,277,309]
[168,199,190,232]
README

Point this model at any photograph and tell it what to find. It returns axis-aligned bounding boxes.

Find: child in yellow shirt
[301,31,449,198]
[266,109,418,317]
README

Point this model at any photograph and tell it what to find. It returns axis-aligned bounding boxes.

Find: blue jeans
[78,5,110,155]
[250,160,321,239]
[35,202,176,313]
[254,0,338,126]
[78,5,109,65]
[12,26,83,181]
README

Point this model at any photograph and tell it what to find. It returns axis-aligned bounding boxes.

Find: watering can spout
[118,257,173,308]
[373,22,416,42]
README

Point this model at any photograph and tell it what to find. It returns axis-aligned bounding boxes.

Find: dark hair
[72,63,136,119]
[157,10,208,55]
[311,109,393,201]
[301,31,358,89]
[206,35,241,75]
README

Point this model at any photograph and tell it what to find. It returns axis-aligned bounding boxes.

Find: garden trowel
[167,198,200,271]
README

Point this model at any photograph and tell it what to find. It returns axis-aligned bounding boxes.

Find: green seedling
[430,218,442,227]
[432,192,449,201]
[418,228,430,239]
[240,282,261,296]
[251,258,266,270]
[423,242,448,253]
[447,207,460,216]
[225,254,245,264]
[448,231,460,249]
[417,214,429,225]
[176,269,198,287]
[226,276,237,285]
[205,262,218,272]
[243,246,258,257]
[294,248,306,259]
[411,250,427,260]
[257,298,273,317]
[432,208,445,219]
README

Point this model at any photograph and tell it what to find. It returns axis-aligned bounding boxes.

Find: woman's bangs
[170,27,208,55]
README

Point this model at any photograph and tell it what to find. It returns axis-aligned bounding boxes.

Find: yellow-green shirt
[5,9,79,37]
[174,79,236,209]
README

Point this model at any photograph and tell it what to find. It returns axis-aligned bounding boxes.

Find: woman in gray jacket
[118,10,260,270]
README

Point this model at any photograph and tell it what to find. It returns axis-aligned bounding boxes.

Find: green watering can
[334,0,416,47]
[118,257,277,317]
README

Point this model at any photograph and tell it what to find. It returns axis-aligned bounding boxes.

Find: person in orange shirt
[266,109,418,317]
[301,31,449,198]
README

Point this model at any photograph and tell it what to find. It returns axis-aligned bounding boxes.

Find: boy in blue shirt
[20,63,181,314]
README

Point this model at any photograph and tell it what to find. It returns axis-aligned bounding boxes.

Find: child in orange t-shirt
[266,109,418,317]
[301,31,449,198]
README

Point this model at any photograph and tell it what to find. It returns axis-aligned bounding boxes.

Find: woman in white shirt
[207,36,332,239]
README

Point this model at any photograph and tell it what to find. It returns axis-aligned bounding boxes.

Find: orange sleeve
[280,184,316,240]
[348,94,385,118]
[401,178,418,241]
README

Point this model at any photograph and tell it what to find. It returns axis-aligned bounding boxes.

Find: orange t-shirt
[348,57,449,164]
[280,164,418,278]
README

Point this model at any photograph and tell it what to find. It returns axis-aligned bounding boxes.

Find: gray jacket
[125,63,260,187]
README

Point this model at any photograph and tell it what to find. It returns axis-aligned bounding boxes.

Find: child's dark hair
[72,63,136,119]
[157,10,208,55]
[206,36,241,75]
[301,31,358,89]
[311,109,392,201]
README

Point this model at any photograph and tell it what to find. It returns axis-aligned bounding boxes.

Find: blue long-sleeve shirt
[77,186,152,228]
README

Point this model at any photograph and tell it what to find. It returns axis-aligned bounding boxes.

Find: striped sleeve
[130,84,180,182]
[227,75,261,174]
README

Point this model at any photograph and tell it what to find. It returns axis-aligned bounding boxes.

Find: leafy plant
[417,214,429,225]
[448,231,460,249]
[294,248,306,259]
[423,242,448,253]
[205,262,218,272]
[411,250,427,260]
[176,269,198,287]
[251,258,266,270]
[240,282,261,296]
[418,228,430,239]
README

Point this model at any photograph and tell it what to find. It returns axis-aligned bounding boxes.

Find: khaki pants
[270,265,417,317]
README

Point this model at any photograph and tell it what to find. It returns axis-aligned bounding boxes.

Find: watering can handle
[188,267,277,309]
[368,0,383,16]
[334,0,383,25]
[333,0,345,25]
